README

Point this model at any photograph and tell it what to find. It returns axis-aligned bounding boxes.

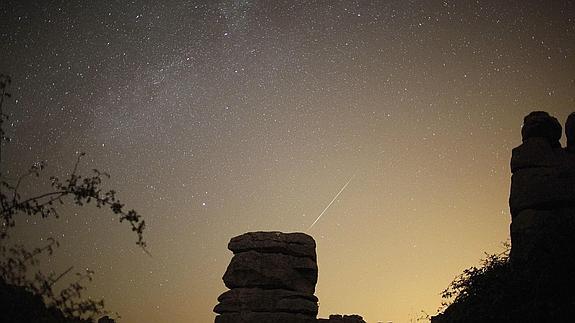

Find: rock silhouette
[318,314,367,322]
[520,111,562,147]
[215,232,319,323]
[507,111,575,321]
[223,250,318,294]
[228,231,318,260]
[566,112,575,152]
[214,231,365,323]
[433,111,575,322]
[510,111,575,267]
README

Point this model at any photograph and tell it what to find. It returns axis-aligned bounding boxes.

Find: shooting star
[307,174,355,231]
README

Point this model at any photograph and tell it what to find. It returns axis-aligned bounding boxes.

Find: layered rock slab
[228,231,317,260]
[214,288,318,315]
[215,312,317,323]
[223,250,317,293]
[317,314,367,322]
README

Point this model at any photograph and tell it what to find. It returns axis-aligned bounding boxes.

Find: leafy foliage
[433,239,575,322]
[432,244,517,322]
[439,244,510,310]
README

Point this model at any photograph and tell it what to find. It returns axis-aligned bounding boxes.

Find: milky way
[1,1,574,322]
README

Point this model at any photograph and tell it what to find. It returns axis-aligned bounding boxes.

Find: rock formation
[214,232,319,323]
[566,112,575,153]
[214,231,366,323]
[432,111,575,322]
[509,111,575,268]
[317,314,367,322]
[507,111,575,320]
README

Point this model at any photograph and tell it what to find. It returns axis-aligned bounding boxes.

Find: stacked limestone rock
[509,111,575,269]
[507,111,575,320]
[214,231,319,323]
[317,314,367,323]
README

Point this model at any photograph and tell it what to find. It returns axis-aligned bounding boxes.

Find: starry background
[1,0,574,322]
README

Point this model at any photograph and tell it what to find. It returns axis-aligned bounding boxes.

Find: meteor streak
[307,174,355,231]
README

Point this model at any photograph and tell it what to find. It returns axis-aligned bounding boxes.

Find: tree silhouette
[0,74,147,321]
[433,239,575,322]
[439,244,510,310]
[433,244,515,322]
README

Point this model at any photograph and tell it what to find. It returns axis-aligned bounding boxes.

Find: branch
[49,266,74,288]
[1,154,147,250]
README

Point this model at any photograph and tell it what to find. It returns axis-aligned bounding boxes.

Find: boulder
[520,111,562,147]
[215,312,317,323]
[215,232,320,323]
[317,314,367,322]
[223,250,318,294]
[510,137,562,172]
[510,208,575,267]
[509,163,575,217]
[214,288,318,315]
[228,231,317,260]
[567,112,575,152]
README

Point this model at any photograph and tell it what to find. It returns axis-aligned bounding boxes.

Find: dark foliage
[434,247,515,322]
[433,242,575,322]
[0,153,147,248]
[0,278,91,323]
[0,74,145,321]
[439,245,510,309]
[0,239,104,320]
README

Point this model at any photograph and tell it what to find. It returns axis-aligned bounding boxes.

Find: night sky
[1,1,574,322]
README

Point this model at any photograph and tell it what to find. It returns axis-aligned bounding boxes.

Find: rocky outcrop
[509,111,575,267]
[215,288,319,316]
[215,232,365,323]
[519,111,562,147]
[223,251,318,294]
[214,232,319,323]
[432,111,575,323]
[317,314,367,322]
[228,231,318,260]
[566,112,575,152]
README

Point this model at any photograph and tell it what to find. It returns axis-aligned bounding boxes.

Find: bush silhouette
[0,74,147,322]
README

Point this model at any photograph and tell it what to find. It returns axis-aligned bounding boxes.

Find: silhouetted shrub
[0,74,145,321]
[433,242,575,322]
